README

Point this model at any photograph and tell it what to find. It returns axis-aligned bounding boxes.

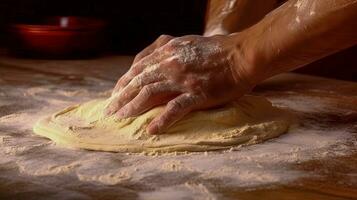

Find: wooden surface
[0,53,356,199]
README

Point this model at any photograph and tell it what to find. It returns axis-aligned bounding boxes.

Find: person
[105,0,357,134]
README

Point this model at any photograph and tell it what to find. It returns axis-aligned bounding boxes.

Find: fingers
[112,50,163,95]
[132,34,173,64]
[146,93,202,135]
[105,70,164,116]
[113,35,174,95]
[115,81,181,119]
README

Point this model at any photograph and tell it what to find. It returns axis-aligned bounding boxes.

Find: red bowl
[10,16,107,57]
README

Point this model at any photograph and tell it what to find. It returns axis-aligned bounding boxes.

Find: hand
[105,34,255,134]
[131,34,175,66]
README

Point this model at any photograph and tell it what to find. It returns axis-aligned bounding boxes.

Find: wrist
[228,30,268,88]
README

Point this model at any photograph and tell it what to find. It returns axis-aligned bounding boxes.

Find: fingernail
[116,109,127,119]
[104,108,114,117]
[147,123,160,135]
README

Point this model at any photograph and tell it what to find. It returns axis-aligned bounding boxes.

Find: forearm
[204,0,278,36]
[234,0,357,84]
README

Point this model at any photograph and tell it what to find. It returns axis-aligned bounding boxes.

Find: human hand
[105,34,255,134]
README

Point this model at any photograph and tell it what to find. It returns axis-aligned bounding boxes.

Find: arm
[204,0,278,36]
[238,0,357,84]
[106,0,357,135]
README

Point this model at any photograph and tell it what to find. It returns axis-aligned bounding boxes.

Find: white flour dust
[0,75,356,199]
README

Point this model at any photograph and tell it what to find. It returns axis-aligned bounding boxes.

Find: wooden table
[0,53,356,200]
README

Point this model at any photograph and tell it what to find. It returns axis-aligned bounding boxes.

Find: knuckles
[141,85,154,99]
[167,99,185,113]
[133,53,144,62]
[158,34,173,41]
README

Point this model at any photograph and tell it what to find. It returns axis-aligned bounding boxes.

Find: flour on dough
[33,96,293,153]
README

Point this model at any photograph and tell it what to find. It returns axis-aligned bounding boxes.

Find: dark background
[0,0,355,81]
[0,0,207,53]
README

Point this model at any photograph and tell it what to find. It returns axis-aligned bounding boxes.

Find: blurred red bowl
[10,16,107,57]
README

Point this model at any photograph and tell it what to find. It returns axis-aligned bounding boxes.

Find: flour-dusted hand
[106,0,357,135]
[105,34,255,134]
[111,34,174,95]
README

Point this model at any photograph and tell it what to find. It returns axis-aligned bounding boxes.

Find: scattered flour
[0,73,356,199]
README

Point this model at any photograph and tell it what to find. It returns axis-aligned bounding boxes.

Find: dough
[33,96,293,153]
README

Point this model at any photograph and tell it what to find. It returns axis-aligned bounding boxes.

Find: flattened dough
[33,96,293,153]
